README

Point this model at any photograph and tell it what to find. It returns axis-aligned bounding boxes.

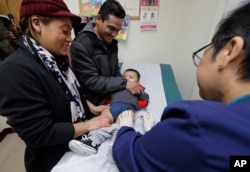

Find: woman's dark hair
[98,0,126,21]
[7,16,52,49]
[211,2,250,81]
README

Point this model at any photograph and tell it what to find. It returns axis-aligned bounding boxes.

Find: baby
[69,68,154,156]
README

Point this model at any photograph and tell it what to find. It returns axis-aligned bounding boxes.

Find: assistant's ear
[30,16,42,33]
[227,36,244,57]
[217,36,244,69]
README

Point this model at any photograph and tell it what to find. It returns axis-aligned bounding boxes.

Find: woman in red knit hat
[0,0,112,171]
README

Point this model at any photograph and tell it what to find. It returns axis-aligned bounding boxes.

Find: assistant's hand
[143,110,155,132]
[126,80,143,95]
[118,110,133,127]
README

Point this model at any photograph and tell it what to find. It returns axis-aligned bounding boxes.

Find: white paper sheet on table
[51,62,173,172]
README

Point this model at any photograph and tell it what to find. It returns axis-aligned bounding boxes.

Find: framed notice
[78,0,140,19]
[140,0,159,30]
[116,0,140,19]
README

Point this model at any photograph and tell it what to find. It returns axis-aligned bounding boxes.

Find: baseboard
[0,127,15,142]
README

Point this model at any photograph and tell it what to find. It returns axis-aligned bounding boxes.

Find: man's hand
[126,80,143,95]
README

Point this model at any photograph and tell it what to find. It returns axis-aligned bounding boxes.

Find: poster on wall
[140,0,159,31]
[78,0,140,19]
[78,0,131,40]
[78,0,102,15]
[115,16,129,40]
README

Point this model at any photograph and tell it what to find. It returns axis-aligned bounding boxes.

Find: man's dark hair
[98,0,126,21]
[211,2,250,81]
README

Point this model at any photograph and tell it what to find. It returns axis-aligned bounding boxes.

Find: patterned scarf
[22,35,85,123]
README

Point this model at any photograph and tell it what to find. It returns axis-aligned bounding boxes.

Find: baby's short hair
[124,68,140,81]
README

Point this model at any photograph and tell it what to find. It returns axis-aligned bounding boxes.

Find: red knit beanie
[20,0,81,27]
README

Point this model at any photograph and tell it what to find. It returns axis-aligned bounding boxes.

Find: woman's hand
[86,100,110,115]
[86,115,112,131]
[92,104,110,116]
[73,115,112,138]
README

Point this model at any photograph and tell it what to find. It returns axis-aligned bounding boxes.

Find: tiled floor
[0,132,26,172]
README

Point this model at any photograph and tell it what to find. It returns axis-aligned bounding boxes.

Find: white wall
[64,0,228,99]
[172,0,227,99]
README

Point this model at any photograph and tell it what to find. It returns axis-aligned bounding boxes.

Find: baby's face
[124,71,138,82]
